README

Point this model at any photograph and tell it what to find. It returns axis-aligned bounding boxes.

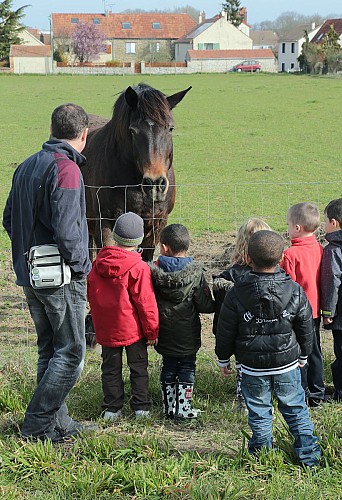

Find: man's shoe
[103,410,122,422]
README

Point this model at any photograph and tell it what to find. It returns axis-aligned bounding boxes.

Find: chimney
[199,11,205,24]
[311,22,316,30]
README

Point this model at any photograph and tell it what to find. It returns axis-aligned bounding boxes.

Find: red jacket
[281,235,323,319]
[87,246,159,347]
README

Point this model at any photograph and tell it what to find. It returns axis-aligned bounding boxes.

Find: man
[3,103,93,442]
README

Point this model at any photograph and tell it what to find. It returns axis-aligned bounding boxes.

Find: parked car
[232,60,261,72]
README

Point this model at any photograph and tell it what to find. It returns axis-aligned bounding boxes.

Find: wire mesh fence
[1,180,340,364]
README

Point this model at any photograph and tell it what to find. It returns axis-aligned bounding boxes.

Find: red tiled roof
[10,45,51,57]
[187,49,275,60]
[52,13,197,39]
[311,18,342,43]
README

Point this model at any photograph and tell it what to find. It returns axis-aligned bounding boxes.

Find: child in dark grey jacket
[216,230,321,468]
[321,198,342,401]
[150,224,215,419]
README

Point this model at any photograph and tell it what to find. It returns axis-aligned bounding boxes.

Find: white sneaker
[103,410,122,422]
[135,410,150,418]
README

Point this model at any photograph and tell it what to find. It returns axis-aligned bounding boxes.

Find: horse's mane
[109,84,172,146]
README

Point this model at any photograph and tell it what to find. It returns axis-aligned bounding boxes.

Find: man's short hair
[287,202,320,232]
[51,103,89,140]
[325,198,342,225]
[248,230,284,269]
[159,223,190,254]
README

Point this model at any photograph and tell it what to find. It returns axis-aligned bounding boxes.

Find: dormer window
[93,18,100,24]
[152,22,161,29]
[122,22,131,29]
[71,18,79,24]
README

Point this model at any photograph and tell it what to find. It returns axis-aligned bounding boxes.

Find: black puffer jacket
[215,269,314,372]
[150,261,215,357]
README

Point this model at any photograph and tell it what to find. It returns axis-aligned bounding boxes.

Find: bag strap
[26,157,63,256]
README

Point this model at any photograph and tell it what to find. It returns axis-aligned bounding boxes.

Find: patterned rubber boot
[175,382,200,419]
[161,382,176,419]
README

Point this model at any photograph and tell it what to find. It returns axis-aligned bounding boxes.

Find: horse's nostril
[142,177,154,193]
[156,177,167,192]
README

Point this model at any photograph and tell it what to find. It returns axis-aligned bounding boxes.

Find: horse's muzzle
[142,176,168,201]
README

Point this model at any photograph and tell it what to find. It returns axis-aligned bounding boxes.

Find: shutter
[197,43,204,50]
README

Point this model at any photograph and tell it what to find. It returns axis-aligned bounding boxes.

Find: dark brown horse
[81,83,191,262]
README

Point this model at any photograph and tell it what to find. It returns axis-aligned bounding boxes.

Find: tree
[122,6,200,22]
[320,24,342,73]
[221,0,244,27]
[138,41,172,63]
[0,0,27,61]
[71,22,106,63]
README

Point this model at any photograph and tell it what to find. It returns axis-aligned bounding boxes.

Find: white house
[175,11,253,62]
[278,23,321,72]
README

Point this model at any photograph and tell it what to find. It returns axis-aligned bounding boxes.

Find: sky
[12,0,342,31]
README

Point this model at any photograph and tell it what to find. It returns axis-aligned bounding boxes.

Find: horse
[81,83,192,262]
[81,83,191,347]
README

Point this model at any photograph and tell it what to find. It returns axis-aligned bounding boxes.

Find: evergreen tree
[0,0,27,61]
[221,0,244,27]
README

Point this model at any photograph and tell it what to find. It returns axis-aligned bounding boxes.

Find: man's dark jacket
[215,268,314,372]
[2,139,91,286]
[150,258,215,357]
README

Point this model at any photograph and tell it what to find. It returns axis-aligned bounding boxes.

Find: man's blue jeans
[241,368,321,467]
[22,280,87,439]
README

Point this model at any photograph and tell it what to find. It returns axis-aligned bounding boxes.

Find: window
[204,43,214,50]
[125,42,136,54]
[281,63,285,72]
[152,22,161,29]
[291,63,295,69]
[149,42,160,53]
[122,22,131,29]
[71,18,78,24]
[291,42,295,53]
[93,18,100,24]
[282,42,285,53]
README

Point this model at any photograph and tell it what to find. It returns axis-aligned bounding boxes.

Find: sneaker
[135,410,150,418]
[103,410,122,422]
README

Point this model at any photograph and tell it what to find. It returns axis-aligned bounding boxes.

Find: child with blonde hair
[213,217,271,412]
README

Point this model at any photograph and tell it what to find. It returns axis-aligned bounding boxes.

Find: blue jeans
[241,368,321,467]
[22,280,87,439]
[300,318,325,401]
[160,354,196,384]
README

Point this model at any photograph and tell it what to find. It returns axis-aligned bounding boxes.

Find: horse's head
[122,84,191,202]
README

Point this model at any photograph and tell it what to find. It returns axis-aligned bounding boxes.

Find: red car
[232,60,261,72]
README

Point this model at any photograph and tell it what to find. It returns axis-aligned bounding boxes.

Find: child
[149,224,215,419]
[87,212,159,421]
[321,198,342,402]
[281,202,325,407]
[216,230,321,468]
[212,218,271,412]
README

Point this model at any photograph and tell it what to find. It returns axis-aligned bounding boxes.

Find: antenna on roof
[103,1,115,15]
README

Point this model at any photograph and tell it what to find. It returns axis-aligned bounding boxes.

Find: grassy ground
[0,73,342,498]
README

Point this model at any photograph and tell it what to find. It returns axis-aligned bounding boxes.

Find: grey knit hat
[113,212,144,247]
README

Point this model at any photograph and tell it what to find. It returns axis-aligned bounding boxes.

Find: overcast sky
[12,0,342,30]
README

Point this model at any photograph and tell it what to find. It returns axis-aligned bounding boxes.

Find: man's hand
[219,366,234,378]
[323,317,333,326]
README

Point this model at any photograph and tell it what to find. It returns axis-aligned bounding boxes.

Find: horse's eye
[169,126,174,133]
[129,127,137,135]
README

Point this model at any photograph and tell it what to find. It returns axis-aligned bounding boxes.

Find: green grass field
[0,73,342,498]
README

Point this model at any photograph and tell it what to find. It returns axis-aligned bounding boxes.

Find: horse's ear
[167,86,192,109]
[125,86,138,110]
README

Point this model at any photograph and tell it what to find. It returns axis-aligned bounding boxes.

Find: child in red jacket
[87,212,159,421]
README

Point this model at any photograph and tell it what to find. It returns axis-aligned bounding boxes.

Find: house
[310,18,342,45]
[51,12,197,63]
[278,23,321,72]
[185,48,277,73]
[174,10,252,62]
[10,44,52,74]
[10,28,52,74]
[250,30,279,51]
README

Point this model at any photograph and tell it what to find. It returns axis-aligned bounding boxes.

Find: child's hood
[233,268,294,319]
[93,246,142,278]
